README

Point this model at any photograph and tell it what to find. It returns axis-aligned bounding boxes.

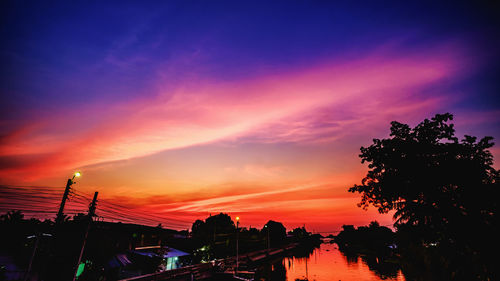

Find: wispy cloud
[100,179,393,231]
[0,43,466,181]
[155,183,323,212]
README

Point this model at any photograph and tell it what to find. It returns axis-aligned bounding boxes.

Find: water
[255,241,406,281]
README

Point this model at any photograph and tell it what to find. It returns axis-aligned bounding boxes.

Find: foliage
[72,212,90,222]
[349,113,499,280]
[0,210,24,222]
[335,221,394,254]
[190,213,237,260]
[191,213,235,246]
[263,220,286,246]
[288,226,310,239]
[335,221,399,279]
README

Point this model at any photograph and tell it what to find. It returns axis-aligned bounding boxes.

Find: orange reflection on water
[283,242,406,281]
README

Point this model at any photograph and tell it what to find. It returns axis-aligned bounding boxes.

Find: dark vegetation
[335,221,394,255]
[348,113,499,280]
[190,213,320,263]
[0,211,184,280]
[0,211,320,280]
[335,221,400,279]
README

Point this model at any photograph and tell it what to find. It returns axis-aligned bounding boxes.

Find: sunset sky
[1,1,499,233]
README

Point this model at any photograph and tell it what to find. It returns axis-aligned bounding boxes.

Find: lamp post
[235,216,239,275]
[56,172,81,224]
[264,224,270,252]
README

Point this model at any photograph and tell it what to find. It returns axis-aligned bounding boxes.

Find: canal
[254,241,406,281]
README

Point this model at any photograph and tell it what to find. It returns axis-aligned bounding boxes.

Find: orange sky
[2,4,500,235]
[3,41,498,234]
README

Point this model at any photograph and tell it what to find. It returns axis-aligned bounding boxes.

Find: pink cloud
[235,95,449,144]
[0,43,467,181]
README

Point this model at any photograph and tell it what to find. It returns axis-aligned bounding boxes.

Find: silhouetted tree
[191,213,235,244]
[0,210,24,222]
[72,212,89,222]
[191,213,237,260]
[334,222,399,279]
[205,213,235,233]
[335,221,394,252]
[263,220,286,246]
[349,113,498,280]
[191,219,205,236]
[288,227,310,239]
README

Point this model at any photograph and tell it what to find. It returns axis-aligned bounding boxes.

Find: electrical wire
[1,185,193,230]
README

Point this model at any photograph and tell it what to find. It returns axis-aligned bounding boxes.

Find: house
[131,245,190,271]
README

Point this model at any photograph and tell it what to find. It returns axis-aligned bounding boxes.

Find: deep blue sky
[1,1,499,116]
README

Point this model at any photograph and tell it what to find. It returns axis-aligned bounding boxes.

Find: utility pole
[264,224,270,252]
[56,179,72,224]
[56,172,81,224]
[72,191,98,281]
[235,217,240,275]
[213,223,216,258]
[267,225,270,252]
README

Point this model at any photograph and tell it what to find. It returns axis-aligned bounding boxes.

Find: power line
[70,189,193,226]
[2,184,201,230]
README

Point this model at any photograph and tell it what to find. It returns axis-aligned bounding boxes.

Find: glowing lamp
[74,172,81,178]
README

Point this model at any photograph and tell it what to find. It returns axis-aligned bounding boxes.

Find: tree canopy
[350,113,497,228]
[263,220,287,246]
[349,113,499,279]
[191,212,236,246]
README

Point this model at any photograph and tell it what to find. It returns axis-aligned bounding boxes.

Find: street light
[264,224,270,252]
[235,216,240,275]
[56,172,82,224]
